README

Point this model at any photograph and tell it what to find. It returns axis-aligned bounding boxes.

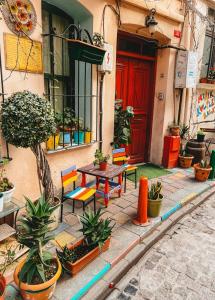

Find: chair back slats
[112,148,126,158]
[61,165,77,187]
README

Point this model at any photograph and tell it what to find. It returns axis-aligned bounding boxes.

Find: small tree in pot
[1,91,56,202]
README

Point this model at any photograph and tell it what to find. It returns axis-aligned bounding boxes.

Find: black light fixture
[145,8,158,35]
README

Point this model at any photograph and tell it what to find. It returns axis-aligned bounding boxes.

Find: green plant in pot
[194,159,212,182]
[73,117,84,144]
[0,161,14,203]
[0,245,17,299]
[14,196,62,300]
[1,91,56,202]
[178,149,194,169]
[84,127,92,144]
[94,149,110,171]
[113,101,134,148]
[55,108,75,146]
[148,181,163,218]
[196,130,205,142]
[56,208,114,276]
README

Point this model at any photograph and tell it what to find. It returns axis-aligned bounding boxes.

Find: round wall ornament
[1,0,37,36]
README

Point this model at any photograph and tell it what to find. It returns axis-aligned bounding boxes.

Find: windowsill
[197,83,215,90]
[46,141,97,155]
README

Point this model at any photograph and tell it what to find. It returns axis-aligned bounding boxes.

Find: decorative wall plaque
[1,0,37,36]
[4,33,43,74]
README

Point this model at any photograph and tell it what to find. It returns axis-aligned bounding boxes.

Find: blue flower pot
[59,132,71,145]
[74,131,84,144]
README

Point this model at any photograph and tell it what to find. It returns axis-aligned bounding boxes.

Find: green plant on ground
[148,181,163,200]
[17,195,58,284]
[113,101,134,148]
[93,149,110,165]
[56,208,114,270]
[1,91,56,202]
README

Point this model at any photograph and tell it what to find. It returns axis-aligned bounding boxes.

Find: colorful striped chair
[60,165,96,222]
[112,148,138,193]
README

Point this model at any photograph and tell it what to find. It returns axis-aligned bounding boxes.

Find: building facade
[0,0,214,200]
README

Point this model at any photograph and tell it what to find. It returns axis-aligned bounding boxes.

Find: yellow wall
[0,0,186,200]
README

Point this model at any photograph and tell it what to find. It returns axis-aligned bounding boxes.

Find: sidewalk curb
[81,185,215,300]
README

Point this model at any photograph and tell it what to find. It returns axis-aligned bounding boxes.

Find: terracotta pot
[14,257,62,300]
[99,162,108,171]
[200,78,208,83]
[66,238,110,276]
[170,127,180,136]
[194,164,212,182]
[0,274,6,300]
[178,155,194,168]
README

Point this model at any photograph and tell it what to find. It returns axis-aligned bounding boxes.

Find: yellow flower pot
[85,131,92,144]
[46,134,60,150]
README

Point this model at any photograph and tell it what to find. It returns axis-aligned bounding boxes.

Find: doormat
[128,163,172,182]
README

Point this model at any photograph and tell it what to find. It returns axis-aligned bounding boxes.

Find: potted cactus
[94,149,110,171]
[194,160,212,182]
[197,130,205,142]
[57,208,114,276]
[148,181,163,218]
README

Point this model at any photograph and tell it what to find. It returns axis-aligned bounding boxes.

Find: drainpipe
[99,72,105,151]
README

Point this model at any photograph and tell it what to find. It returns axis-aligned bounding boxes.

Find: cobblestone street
[107,193,215,300]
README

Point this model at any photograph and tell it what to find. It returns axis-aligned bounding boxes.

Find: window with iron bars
[42,3,98,152]
[200,8,215,82]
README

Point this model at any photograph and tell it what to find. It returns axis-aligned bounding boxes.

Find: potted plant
[208,69,215,84]
[194,160,212,182]
[94,149,110,171]
[56,108,76,146]
[14,196,62,300]
[148,181,163,218]
[0,161,15,203]
[196,130,205,142]
[84,128,92,144]
[73,118,84,144]
[169,123,180,136]
[56,208,113,276]
[113,102,134,148]
[0,245,16,300]
[178,150,194,168]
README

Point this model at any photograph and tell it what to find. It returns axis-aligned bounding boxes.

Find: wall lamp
[145,8,158,35]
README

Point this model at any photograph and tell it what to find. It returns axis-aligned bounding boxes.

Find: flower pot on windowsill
[84,131,92,144]
[178,155,194,168]
[65,238,110,276]
[59,131,71,146]
[14,257,62,300]
[200,78,208,83]
[194,163,212,182]
[0,274,6,300]
[148,195,163,218]
[74,131,84,144]
[46,133,60,150]
[67,39,106,65]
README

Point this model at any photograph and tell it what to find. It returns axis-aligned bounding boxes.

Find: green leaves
[94,149,110,165]
[114,103,134,147]
[17,195,57,284]
[1,91,56,148]
[148,181,163,200]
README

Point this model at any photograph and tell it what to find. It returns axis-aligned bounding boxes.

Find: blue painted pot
[74,131,84,144]
[59,132,71,145]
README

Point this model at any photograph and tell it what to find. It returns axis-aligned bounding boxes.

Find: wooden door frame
[116,49,157,162]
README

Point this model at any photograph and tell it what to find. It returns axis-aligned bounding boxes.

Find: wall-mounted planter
[67,39,106,65]
[66,238,110,276]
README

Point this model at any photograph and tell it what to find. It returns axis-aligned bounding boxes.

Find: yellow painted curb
[180,193,197,206]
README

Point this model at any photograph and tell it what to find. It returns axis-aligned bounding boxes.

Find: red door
[116,55,155,164]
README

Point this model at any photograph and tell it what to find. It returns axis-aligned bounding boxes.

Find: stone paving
[106,193,215,300]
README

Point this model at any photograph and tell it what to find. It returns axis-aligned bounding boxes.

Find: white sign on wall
[100,43,113,73]
[175,50,198,88]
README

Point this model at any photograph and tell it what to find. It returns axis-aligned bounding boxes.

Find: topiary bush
[1,91,56,201]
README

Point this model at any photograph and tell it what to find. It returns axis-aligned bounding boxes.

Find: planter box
[67,39,106,65]
[66,238,110,276]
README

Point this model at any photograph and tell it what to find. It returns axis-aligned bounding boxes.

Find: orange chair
[112,148,138,192]
[60,165,96,222]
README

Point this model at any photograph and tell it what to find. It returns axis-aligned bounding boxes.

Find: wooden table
[78,163,126,207]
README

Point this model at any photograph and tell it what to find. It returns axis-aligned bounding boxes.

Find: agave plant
[199,160,210,169]
[148,182,163,200]
[80,208,114,249]
[17,196,59,284]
